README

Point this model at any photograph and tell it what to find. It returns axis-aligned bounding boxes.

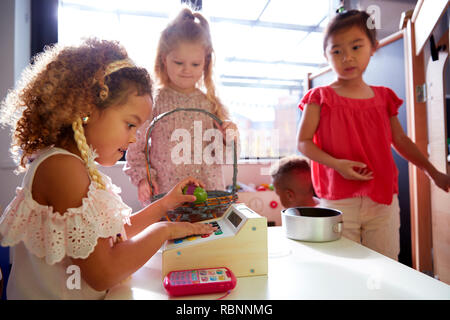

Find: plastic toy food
[183,184,208,204]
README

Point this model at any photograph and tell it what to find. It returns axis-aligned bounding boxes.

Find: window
[58,0,329,160]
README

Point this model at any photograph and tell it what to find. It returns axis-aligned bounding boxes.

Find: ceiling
[204,0,331,90]
[59,0,332,92]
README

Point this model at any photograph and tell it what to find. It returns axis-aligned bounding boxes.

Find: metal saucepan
[281,207,343,242]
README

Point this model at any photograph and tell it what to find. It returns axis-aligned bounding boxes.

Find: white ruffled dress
[0,147,132,299]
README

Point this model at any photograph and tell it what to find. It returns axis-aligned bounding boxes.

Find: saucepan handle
[333,222,343,233]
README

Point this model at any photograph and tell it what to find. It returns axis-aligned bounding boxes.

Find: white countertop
[106,227,450,300]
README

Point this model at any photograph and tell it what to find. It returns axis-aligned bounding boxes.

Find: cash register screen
[227,210,243,228]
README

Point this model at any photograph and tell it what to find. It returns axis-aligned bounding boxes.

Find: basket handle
[144,107,238,197]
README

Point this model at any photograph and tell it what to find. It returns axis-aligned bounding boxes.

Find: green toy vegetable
[183,184,208,204]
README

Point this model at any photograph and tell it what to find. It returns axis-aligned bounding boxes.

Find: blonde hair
[72,118,106,189]
[154,7,229,120]
[0,38,152,189]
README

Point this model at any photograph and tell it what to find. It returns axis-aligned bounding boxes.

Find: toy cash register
[162,203,268,278]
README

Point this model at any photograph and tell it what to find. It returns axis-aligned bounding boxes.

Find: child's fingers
[213,119,222,130]
[138,182,151,201]
[221,121,232,130]
[349,161,373,180]
[352,170,373,180]
[434,173,450,192]
[351,161,368,169]
[180,176,205,189]
[138,191,148,203]
[194,222,217,234]
[357,167,373,176]
[182,194,197,203]
[167,222,216,240]
[152,178,160,195]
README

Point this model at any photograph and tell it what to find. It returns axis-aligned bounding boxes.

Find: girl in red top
[297,10,450,260]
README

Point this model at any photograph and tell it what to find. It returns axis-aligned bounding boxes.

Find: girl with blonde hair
[0,38,215,299]
[125,7,239,221]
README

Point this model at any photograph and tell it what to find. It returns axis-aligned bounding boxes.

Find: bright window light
[58,0,330,159]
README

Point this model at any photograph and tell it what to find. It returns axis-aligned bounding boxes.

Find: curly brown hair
[0,38,153,173]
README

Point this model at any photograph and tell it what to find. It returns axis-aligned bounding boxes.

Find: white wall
[0,0,30,211]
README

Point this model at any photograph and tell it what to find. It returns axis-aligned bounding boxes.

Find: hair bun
[180,8,195,21]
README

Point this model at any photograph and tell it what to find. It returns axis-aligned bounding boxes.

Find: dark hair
[323,9,377,52]
[270,155,311,184]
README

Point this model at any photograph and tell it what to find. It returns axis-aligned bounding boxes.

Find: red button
[270,201,278,208]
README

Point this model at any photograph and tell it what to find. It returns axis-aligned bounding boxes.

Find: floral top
[0,147,131,299]
[124,86,226,204]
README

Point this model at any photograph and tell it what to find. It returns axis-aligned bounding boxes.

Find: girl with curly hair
[0,38,215,299]
[124,7,239,221]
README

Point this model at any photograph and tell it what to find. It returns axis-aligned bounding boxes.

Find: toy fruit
[256,185,266,191]
[193,187,208,204]
[183,184,196,195]
[183,184,208,204]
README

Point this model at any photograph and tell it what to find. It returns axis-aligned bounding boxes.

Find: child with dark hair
[270,155,320,208]
[297,9,449,260]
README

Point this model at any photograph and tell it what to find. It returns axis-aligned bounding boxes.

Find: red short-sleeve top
[298,85,403,205]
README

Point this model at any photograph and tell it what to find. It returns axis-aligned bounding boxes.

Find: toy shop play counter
[162,203,268,278]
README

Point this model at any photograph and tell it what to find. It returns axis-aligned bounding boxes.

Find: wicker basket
[144,108,238,222]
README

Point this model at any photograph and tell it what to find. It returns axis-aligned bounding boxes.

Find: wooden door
[426,30,450,284]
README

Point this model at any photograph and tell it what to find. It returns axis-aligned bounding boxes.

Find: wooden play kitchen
[161,203,268,278]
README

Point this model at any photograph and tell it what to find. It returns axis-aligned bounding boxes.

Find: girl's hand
[429,170,450,192]
[214,119,239,143]
[138,178,159,203]
[161,221,217,240]
[162,177,205,211]
[334,159,374,181]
